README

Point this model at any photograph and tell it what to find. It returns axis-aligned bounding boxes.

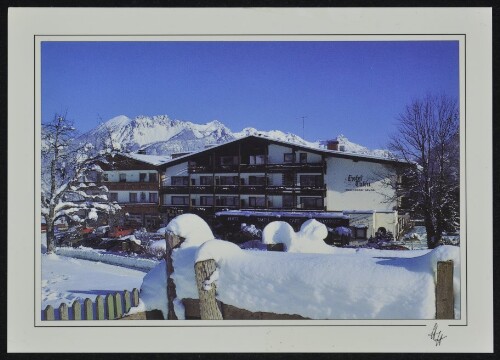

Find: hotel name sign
[344,174,375,192]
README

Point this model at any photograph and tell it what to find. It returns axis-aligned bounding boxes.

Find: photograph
[7,7,492,353]
[39,40,461,321]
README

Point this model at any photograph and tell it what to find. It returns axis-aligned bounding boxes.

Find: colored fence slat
[72,301,82,320]
[106,294,115,320]
[83,298,93,320]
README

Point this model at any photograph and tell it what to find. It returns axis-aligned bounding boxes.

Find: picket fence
[43,288,139,321]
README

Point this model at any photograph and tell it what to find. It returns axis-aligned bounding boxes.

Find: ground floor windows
[171,196,190,205]
[299,197,323,209]
[249,197,266,208]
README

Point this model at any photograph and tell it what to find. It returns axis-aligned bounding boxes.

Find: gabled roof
[98,153,168,171]
[158,135,407,168]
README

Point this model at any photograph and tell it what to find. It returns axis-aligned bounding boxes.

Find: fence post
[59,303,69,320]
[106,294,115,320]
[44,305,55,321]
[436,260,454,319]
[72,301,82,320]
[132,288,140,307]
[114,293,123,318]
[194,259,223,320]
[124,290,132,313]
[96,295,105,320]
[165,232,185,320]
[83,298,93,320]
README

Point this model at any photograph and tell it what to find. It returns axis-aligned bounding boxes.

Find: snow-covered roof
[159,135,408,167]
[121,153,171,166]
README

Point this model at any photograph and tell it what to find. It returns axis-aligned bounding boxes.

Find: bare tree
[41,114,121,253]
[389,94,459,248]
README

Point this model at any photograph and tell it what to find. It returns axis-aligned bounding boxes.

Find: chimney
[327,140,339,151]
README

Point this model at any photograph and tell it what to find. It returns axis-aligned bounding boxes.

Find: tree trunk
[46,221,55,254]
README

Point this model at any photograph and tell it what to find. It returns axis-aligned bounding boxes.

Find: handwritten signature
[428,323,447,346]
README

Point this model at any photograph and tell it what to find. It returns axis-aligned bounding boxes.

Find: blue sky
[41,41,459,149]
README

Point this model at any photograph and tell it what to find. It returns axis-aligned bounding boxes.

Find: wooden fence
[43,289,139,321]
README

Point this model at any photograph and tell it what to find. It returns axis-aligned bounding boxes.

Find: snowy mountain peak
[80,114,388,158]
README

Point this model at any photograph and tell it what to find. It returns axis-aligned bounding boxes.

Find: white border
[8,8,492,353]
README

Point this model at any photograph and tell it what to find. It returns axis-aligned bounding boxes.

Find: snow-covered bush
[262,219,336,254]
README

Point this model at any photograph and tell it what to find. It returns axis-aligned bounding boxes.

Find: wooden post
[165,232,185,320]
[106,294,115,320]
[72,301,82,320]
[114,293,123,318]
[123,290,132,313]
[96,295,105,320]
[132,288,140,307]
[59,303,69,320]
[194,259,223,320]
[83,298,93,320]
[436,260,454,319]
[44,305,55,321]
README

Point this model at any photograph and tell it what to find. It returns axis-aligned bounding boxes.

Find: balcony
[160,185,214,194]
[103,181,158,191]
[266,185,326,196]
[266,162,324,173]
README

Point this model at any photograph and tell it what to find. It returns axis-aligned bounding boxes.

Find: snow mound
[137,259,168,319]
[262,221,295,247]
[262,219,335,254]
[170,242,460,319]
[165,214,215,248]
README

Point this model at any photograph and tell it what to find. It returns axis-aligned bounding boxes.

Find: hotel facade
[157,135,410,239]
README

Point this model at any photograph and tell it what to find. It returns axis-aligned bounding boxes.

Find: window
[300,153,308,164]
[109,192,118,202]
[300,175,322,187]
[200,196,214,206]
[219,196,239,206]
[220,156,238,165]
[219,176,238,185]
[171,196,189,205]
[353,227,368,239]
[139,173,147,182]
[102,173,109,182]
[171,176,189,186]
[249,176,267,185]
[119,173,126,182]
[284,153,295,163]
[149,173,157,183]
[249,197,266,208]
[200,176,213,185]
[129,193,137,203]
[283,195,294,208]
[283,173,295,186]
[300,197,323,209]
[149,193,158,203]
[140,192,147,202]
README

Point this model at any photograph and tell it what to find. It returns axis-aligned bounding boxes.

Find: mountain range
[79,114,390,158]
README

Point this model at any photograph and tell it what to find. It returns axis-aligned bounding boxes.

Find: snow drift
[138,214,461,320]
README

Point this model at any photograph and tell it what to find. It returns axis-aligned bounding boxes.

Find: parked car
[108,226,135,238]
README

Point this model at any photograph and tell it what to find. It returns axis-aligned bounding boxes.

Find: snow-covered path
[41,253,147,309]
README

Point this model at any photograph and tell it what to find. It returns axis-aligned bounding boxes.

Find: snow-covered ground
[41,234,153,311]
[42,253,147,309]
